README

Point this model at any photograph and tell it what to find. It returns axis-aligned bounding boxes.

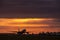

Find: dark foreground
[0,33,60,40]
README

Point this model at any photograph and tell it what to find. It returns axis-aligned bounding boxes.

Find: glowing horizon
[0,18,60,34]
[0,18,54,26]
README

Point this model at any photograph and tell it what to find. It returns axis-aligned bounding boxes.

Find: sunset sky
[0,0,60,18]
[0,18,60,34]
[0,0,60,34]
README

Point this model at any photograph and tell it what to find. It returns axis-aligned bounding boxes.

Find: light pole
[18,25,20,32]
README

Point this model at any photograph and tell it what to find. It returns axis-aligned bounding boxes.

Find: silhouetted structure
[17,29,26,35]
[0,32,60,40]
[17,29,29,35]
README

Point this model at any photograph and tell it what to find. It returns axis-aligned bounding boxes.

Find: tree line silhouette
[0,29,60,40]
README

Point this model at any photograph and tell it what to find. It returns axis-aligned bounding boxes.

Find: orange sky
[0,18,60,34]
[0,18,53,26]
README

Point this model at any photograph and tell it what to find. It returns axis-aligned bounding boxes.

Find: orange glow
[0,18,54,27]
[0,18,58,34]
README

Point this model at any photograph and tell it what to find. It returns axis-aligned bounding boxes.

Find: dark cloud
[0,0,60,18]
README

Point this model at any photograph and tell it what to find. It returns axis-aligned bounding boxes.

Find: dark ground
[0,33,60,40]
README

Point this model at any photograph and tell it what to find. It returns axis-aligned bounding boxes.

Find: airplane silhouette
[10,26,29,35]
